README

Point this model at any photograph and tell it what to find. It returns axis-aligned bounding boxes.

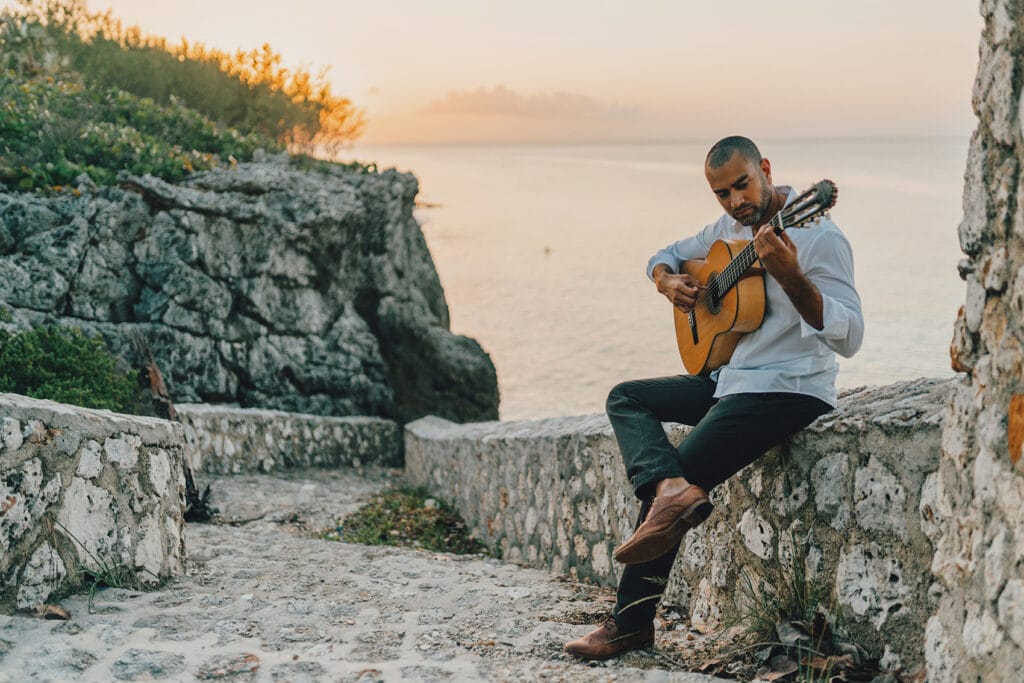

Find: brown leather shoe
[563,618,655,660]
[613,484,713,564]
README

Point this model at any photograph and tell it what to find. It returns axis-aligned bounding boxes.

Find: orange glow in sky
[4,0,984,144]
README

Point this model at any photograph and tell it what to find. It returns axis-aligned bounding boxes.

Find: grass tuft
[54,520,161,613]
[324,486,487,556]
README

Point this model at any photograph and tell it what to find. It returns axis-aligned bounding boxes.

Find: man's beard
[733,180,774,226]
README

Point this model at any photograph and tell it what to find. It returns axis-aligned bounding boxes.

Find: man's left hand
[753,225,801,286]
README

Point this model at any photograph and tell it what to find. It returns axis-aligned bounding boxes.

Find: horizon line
[349,132,973,150]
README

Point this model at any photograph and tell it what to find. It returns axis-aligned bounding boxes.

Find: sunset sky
[5,0,984,144]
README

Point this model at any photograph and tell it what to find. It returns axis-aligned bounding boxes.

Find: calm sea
[347,138,970,420]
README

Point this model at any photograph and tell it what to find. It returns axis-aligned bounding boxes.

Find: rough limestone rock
[933,2,1024,681]
[0,157,498,423]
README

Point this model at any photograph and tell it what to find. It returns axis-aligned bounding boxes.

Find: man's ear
[761,157,772,183]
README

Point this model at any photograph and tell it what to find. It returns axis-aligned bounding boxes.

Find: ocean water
[348,138,970,420]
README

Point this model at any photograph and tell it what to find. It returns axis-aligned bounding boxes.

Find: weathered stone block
[835,542,910,629]
[0,393,186,610]
[973,42,1020,146]
[853,456,907,539]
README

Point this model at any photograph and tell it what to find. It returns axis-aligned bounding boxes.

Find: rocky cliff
[0,155,499,423]
[928,1,1024,680]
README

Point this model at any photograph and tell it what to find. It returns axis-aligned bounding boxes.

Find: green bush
[2,1,363,157]
[0,326,137,412]
[0,1,366,192]
[0,70,274,191]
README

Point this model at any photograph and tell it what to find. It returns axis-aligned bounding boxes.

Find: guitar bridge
[688,311,698,344]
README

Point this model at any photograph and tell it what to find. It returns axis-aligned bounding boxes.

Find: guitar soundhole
[706,275,722,314]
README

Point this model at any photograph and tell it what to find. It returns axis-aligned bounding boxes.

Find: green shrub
[0,70,273,191]
[0,1,366,192]
[0,326,137,412]
[3,1,363,157]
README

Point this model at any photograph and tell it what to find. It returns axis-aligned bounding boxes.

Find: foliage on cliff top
[0,0,365,191]
[0,325,137,413]
[0,70,271,191]
[7,1,363,153]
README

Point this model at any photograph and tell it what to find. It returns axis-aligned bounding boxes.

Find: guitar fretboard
[708,211,784,306]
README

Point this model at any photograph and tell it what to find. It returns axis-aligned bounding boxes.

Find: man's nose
[730,193,744,208]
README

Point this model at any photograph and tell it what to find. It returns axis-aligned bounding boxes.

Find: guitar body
[674,239,766,375]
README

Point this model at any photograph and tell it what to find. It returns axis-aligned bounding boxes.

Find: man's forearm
[776,272,824,330]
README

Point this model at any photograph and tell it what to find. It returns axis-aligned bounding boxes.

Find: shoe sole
[564,637,655,660]
[613,498,713,565]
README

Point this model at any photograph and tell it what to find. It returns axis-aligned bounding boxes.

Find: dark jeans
[605,375,831,630]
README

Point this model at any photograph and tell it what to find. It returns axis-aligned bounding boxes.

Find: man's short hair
[705,136,762,169]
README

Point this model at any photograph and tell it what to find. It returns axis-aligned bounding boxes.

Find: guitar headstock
[812,179,837,211]
[779,179,838,229]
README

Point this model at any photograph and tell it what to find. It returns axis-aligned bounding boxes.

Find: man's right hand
[653,265,704,312]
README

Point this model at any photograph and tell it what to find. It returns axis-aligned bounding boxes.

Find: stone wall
[0,393,186,611]
[177,404,402,474]
[406,378,951,669]
[930,1,1024,681]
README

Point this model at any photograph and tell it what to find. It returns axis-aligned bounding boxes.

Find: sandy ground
[0,468,731,682]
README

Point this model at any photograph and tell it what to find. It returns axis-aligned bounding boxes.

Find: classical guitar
[674,179,838,375]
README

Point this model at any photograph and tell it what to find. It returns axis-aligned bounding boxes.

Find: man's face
[705,152,774,226]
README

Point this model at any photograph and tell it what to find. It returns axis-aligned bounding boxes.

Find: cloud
[424,85,642,120]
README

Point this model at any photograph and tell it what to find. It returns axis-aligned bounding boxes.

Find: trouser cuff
[629,467,683,500]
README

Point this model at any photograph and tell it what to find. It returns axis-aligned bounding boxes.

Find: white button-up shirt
[646,186,864,408]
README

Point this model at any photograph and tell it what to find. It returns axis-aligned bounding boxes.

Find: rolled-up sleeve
[799,229,864,358]
[646,222,718,281]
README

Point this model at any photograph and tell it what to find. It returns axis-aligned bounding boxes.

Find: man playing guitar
[564,135,864,659]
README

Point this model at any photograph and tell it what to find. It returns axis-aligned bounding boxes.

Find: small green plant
[0,325,137,412]
[54,520,160,613]
[326,486,487,555]
[721,530,879,682]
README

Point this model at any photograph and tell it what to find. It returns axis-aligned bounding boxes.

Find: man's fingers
[662,275,705,310]
[669,291,697,308]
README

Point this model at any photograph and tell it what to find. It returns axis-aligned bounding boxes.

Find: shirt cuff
[799,294,850,341]
[647,256,678,282]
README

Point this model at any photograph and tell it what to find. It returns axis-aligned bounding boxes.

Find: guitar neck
[715,211,784,294]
